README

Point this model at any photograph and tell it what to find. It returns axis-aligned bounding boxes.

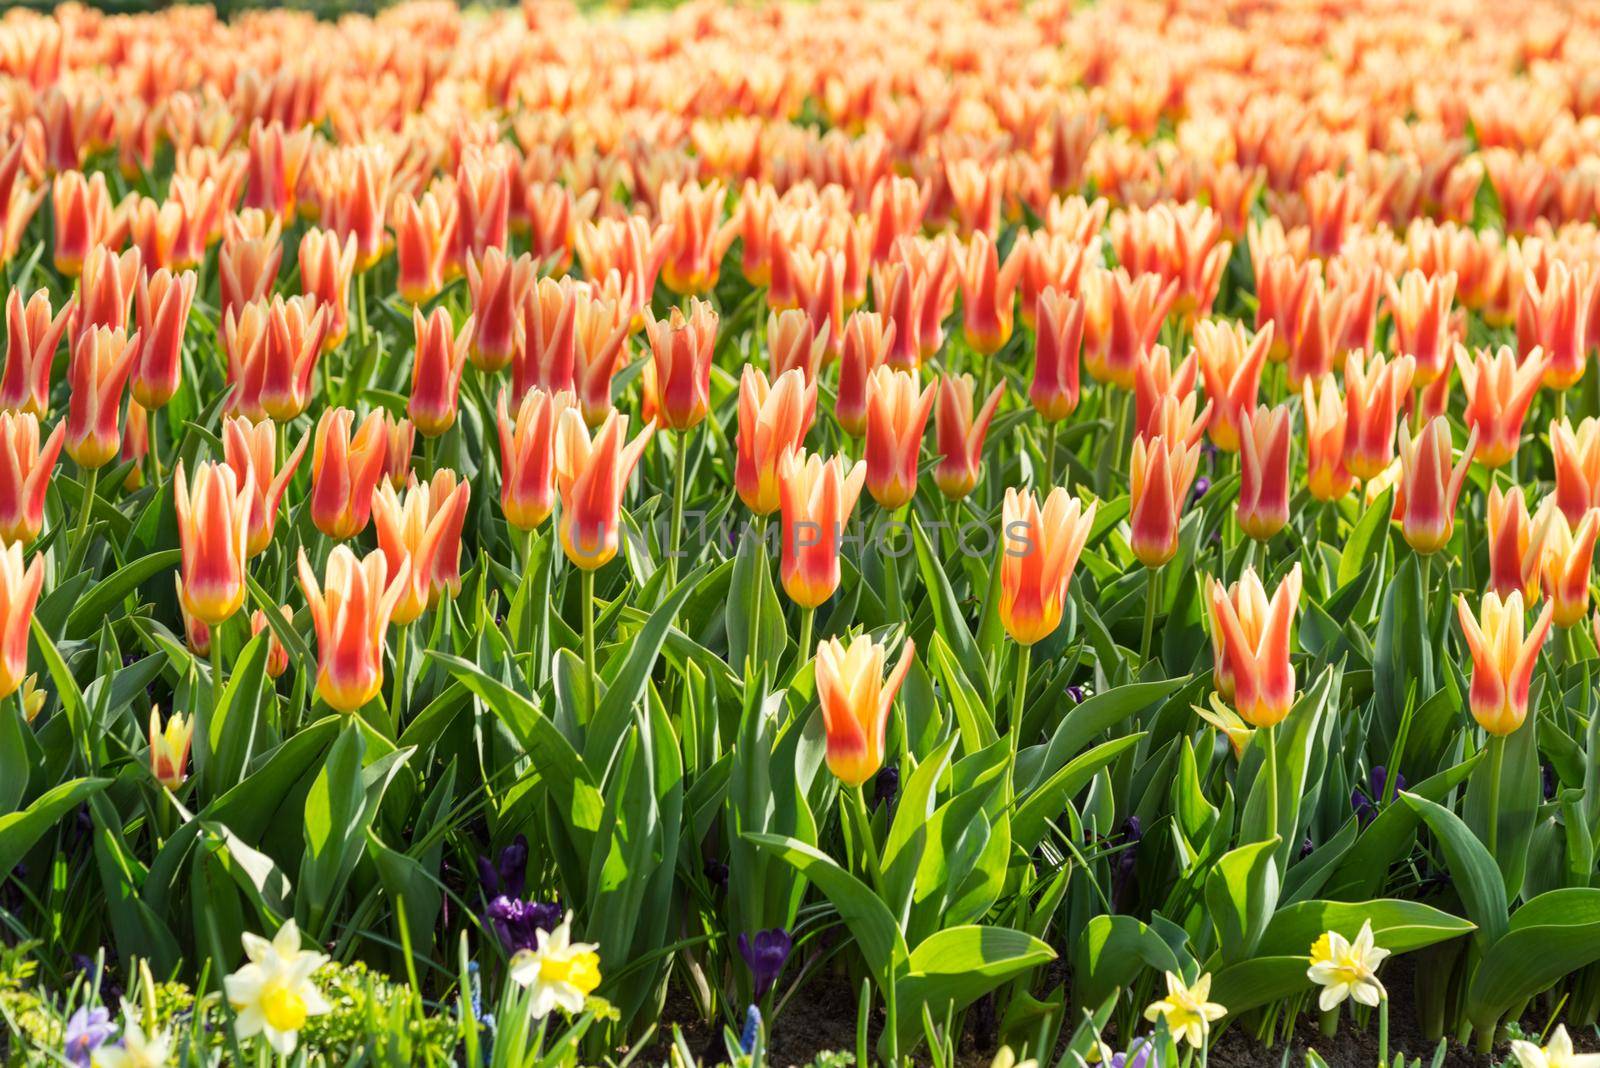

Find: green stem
[1140,565,1160,666]
[211,617,226,728]
[1485,733,1505,859]
[795,606,815,673]
[851,783,883,887]
[1265,722,1279,843]
[390,623,409,723]
[1011,643,1031,757]
[581,569,597,725]
[70,464,99,572]
[884,507,906,620]
[1378,997,1389,1068]
[668,431,689,588]
[1044,421,1057,487]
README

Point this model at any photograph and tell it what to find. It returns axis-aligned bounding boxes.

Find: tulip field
[14,0,1600,1064]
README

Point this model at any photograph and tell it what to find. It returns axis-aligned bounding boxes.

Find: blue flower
[740,1005,762,1054]
[64,1005,115,1068]
[738,928,792,999]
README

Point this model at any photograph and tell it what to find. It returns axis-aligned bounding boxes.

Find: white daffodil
[1306,919,1390,1010]
[1511,1025,1600,1068]
[1143,971,1226,1048]
[508,911,602,1019]
[92,1002,173,1068]
[223,919,332,1056]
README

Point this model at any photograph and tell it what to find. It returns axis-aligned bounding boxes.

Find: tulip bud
[999,487,1096,646]
[1129,432,1202,568]
[0,543,44,698]
[1236,405,1292,541]
[554,409,654,571]
[149,707,193,791]
[498,387,573,532]
[1303,375,1354,502]
[836,311,893,437]
[642,299,717,432]
[1030,289,1084,422]
[1458,591,1553,736]
[1206,564,1301,728]
[735,366,815,516]
[933,374,1004,500]
[409,308,474,438]
[0,412,65,546]
[778,450,867,608]
[131,268,196,409]
[1396,417,1477,554]
[65,326,141,469]
[1,289,72,418]
[223,415,309,558]
[864,366,936,510]
[816,634,915,786]
[298,546,410,713]
[310,408,388,540]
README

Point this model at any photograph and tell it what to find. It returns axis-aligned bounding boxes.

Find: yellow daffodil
[508,911,602,1018]
[1306,919,1389,1010]
[1143,971,1226,1048]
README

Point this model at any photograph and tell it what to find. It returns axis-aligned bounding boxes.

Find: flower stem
[581,569,597,724]
[795,605,814,673]
[211,618,226,728]
[1485,733,1505,859]
[391,623,409,723]
[1044,421,1057,487]
[70,464,99,572]
[1378,997,1389,1068]
[668,431,689,588]
[1264,722,1279,842]
[1140,565,1160,666]
[1011,643,1031,757]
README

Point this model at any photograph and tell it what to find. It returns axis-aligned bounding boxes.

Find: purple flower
[704,857,729,889]
[64,1006,115,1068]
[1189,476,1211,505]
[1110,1037,1158,1068]
[476,835,529,902]
[485,896,562,954]
[1351,766,1405,826]
[738,928,792,999]
[874,766,900,811]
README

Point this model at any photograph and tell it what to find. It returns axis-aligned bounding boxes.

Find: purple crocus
[1351,766,1405,826]
[1110,1037,1158,1068]
[738,928,792,998]
[476,835,529,902]
[485,896,562,954]
[64,1006,115,1068]
[874,766,900,811]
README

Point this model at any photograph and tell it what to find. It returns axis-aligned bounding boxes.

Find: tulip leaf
[1014,733,1144,852]
[893,925,1056,1050]
[0,777,111,876]
[63,549,181,640]
[1073,913,1189,1009]
[1400,792,1509,950]
[1207,955,1319,1015]
[1205,836,1282,965]
[1467,889,1600,1028]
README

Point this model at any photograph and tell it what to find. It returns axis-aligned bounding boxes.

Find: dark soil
[645,954,1600,1068]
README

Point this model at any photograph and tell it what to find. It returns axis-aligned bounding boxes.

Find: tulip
[933,374,1004,499]
[51,170,112,276]
[372,472,472,625]
[0,412,65,546]
[1195,320,1271,452]
[1343,352,1416,481]
[498,387,573,531]
[1012,230,1091,331]
[223,415,309,557]
[1237,404,1292,541]
[1542,506,1600,628]
[815,633,915,787]
[735,366,815,516]
[1141,392,1212,450]
[1030,288,1085,423]
[127,196,182,271]
[176,574,211,658]
[906,234,961,361]
[65,326,141,469]
[1386,270,1457,384]
[1,289,72,417]
[554,408,655,570]
[245,296,328,423]
[642,299,717,431]
[252,605,293,679]
[767,308,827,386]
[1456,343,1544,469]
[790,247,846,361]
[1205,564,1302,728]
[174,461,253,627]
[837,311,894,437]
[74,245,141,340]
[467,248,536,373]
[1085,268,1176,390]
[148,708,193,791]
[299,228,357,352]
[1286,280,1347,392]
[778,449,867,608]
[320,145,390,272]
[523,181,593,274]
[298,546,410,713]
[1519,263,1592,390]
[409,308,474,438]
[243,121,312,221]
[218,212,283,321]
[1129,431,1202,568]
[381,412,415,491]
[449,150,511,272]
[131,268,196,409]
[871,258,923,371]
[959,230,1023,355]
[864,366,936,510]
[568,292,632,427]
[0,543,43,698]
[121,400,149,490]
[393,189,457,305]
[1457,590,1553,736]
[1133,345,1200,443]
[999,487,1096,646]
[658,180,734,296]
[1486,486,1549,603]
[1396,417,1477,554]
[309,408,388,539]
[1302,375,1354,502]
[574,215,669,330]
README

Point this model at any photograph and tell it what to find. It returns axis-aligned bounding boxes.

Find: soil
[645,955,1600,1068]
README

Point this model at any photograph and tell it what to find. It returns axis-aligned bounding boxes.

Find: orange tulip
[767,308,827,386]
[381,411,415,491]
[297,545,410,713]
[1396,417,1477,554]
[449,149,511,273]
[959,230,1022,355]
[1386,269,1457,384]
[466,248,535,373]
[1302,375,1354,502]
[0,412,64,546]
[0,543,43,699]
[176,574,211,659]
[658,180,734,296]
[1206,564,1301,728]
[1343,352,1416,481]
[242,120,312,221]
[127,196,182,272]
[1456,343,1545,469]
[864,366,936,510]
[1129,431,1202,568]
[642,299,717,432]
[872,257,923,371]
[1552,417,1600,526]
[836,310,894,437]
[174,460,252,627]
[65,326,141,469]
[497,387,573,531]
[252,605,293,679]
[223,415,309,558]
[50,170,112,276]
[735,365,815,516]
[372,471,472,625]
[0,289,72,417]
[131,268,196,409]
[1194,320,1271,453]
[320,145,390,272]
[816,633,915,787]
[1457,591,1553,736]
[574,215,669,330]
[1030,288,1085,423]
[299,228,357,352]
[1085,268,1176,390]
[120,400,149,491]
[568,291,632,427]
[393,189,457,305]
[999,487,1096,646]
[933,374,1004,500]
[1486,486,1549,604]
[1012,230,1091,332]
[148,707,193,791]
[1519,263,1592,390]
[1236,404,1292,541]
[1542,507,1600,628]
[1133,344,1201,443]
[74,245,141,340]
[1286,279,1347,392]
[778,449,867,608]
[554,408,655,570]
[309,408,388,540]
[218,211,283,322]
[409,307,474,438]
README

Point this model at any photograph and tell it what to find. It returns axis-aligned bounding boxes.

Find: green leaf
[1400,792,1509,950]
[63,549,181,640]
[894,926,1056,1050]
[1205,837,1282,964]
[1467,888,1600,1029]
[1073,914,1186,1008]
[0,777,110,874]
[1014,734,1144,852]
[1256,899,1475,958]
